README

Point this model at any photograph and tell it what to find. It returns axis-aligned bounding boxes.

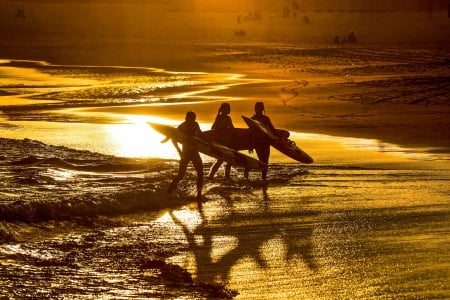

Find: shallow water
[166,164,450,299]
[2,157,448,298]
[1,60,449,299]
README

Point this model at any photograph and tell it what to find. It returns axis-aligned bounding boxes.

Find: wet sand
[1,44,450,299]
[1,140,449,299]
[198,45,450,150]
[2,2,450,297]
[78,44,450,153]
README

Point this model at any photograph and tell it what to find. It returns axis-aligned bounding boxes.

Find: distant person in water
[167,111,205,199]
[334,35,340,45]
[208,103,234,179]
[245,102,279,180]
[347,31,357,44]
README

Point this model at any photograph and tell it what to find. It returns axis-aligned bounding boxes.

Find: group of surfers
[167,101,279,199]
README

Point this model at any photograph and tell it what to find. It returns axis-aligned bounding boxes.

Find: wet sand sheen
[1,51,449,299]
[2,152,447,298]
[163,165,449,299]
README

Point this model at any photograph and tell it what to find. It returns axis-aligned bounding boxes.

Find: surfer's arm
[266,117,282,140]
[227,116,235,128]
[211,117,218,130]
[171,139,182,157]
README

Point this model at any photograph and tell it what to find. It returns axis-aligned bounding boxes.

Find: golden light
[48,169,75,181]
[104,115,180,159]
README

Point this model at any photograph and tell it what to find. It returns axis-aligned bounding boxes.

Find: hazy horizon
[1,0,449,67]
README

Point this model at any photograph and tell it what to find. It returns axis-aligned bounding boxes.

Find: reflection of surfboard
[203,128,290,151]
[148,123,267,170]
[242,116,313,164]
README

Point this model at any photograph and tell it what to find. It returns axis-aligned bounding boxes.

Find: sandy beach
[95,44,450,152]
[1,0,449,153]
[1,45,449,299]
[1,1,450,299]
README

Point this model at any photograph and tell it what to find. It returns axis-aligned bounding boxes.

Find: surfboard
[148,123,267,170]
[242,116,313,164]
[203,128,290,151]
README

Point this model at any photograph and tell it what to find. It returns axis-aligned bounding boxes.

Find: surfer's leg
[224,163,231,179]
[208,159,223,179]
[244,167,249,179]
[261,168,268,180]
[192,153,204,198]
[167,180,177,195]
[167,157,188,194]
[256,146,270,180]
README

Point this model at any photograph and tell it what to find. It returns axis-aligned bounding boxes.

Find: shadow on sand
[168,179,319,285]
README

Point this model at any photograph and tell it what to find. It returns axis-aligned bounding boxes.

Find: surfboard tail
[242,116,314,164]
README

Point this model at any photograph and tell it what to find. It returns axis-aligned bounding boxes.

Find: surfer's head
[185,111,196,122]
[218,103,231,115]
[255,102,265,115]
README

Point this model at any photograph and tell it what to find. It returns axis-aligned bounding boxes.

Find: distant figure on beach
[208,103,235,179]
[15,9,25,18]
[347,31,357,43]
[235,29,246,37]
[167,111,205,199]
[245,102,279,180]
[335,31,357,45]
[302,15,310,24]
[334,35,340,44]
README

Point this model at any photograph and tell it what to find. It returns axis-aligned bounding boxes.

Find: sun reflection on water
[47,169,75,181]
[104,115,179,159]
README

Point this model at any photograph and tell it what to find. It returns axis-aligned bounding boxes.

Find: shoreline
[194,44,450,152]
[1,47,450,298]
[2,4,450,298]
[1,43,450,155]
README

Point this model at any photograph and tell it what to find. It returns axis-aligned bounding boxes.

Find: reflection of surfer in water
[208,103,234,179]
[245,102,279,180]
[167,111,205,199]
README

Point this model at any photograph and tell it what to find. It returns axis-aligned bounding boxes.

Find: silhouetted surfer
[208,103,234,179]
[167,111,205,199]
[245,102,279,180]
[15,9,25,18]
[347,31,357,44]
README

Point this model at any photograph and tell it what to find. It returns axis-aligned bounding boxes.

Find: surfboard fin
[160,136,170,143]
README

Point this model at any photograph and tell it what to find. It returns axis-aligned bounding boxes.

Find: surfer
[167,111,205,199]
[208,103,234,179]
[245,102,279,180]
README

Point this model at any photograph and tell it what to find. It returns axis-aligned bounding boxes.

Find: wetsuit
[250,113,277,180]
[167,120,204,197]
[208,114,234,179]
